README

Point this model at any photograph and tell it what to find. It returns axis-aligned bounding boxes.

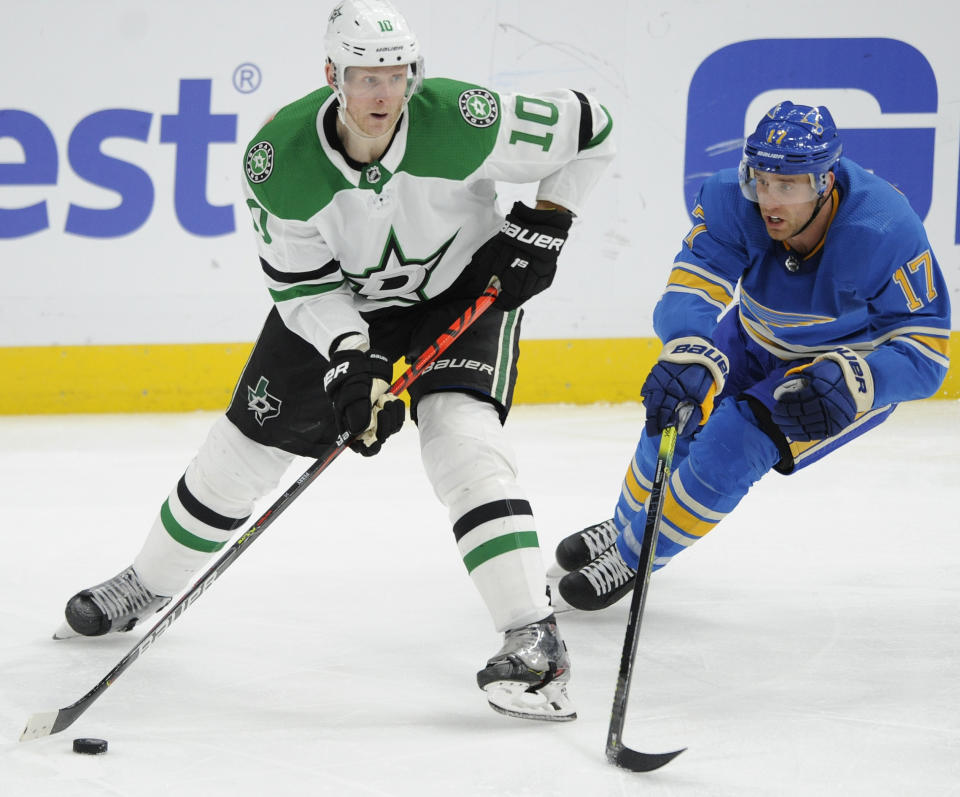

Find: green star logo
[468,96,490,118]
[341,226,459,302]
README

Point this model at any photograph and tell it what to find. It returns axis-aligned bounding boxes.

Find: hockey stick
[605,403,693,772]
[21,278,500,742]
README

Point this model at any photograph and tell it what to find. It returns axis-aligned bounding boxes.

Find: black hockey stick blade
[609,743,686,772]
[21,280,500,743]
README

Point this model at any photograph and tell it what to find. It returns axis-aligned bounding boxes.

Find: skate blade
[483,680,577,722]
[545,561,567,580]
[546,567,575,615]
[52,621,80,640]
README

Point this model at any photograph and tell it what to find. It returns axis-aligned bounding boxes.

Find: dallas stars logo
[342,226,458,301]
[245,141,274,183]
[459,89,499,128]
[247,376,282,425]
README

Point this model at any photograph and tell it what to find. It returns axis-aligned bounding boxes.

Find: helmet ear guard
[738,101,842,202]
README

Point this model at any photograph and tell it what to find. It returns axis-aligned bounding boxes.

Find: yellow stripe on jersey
[905,332,950,358]
[666,266,736,307]
[683,223,707,249]
[682,205,707,248]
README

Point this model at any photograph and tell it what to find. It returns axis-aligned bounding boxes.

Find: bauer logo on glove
[641,336,730,437]
[471,201,573,311]
[323,346,405,456]
[323,360,350,389]
[770,347,874,442]
[498,219,566,252]
[666,340,729,378]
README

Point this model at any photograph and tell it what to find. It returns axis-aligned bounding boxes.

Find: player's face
[340,65,409,137]
[754,172,820,240]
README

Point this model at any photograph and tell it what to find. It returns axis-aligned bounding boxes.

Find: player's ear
[324,59,336,89]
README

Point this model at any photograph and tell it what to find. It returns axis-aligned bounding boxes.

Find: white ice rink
[1,401,958,796]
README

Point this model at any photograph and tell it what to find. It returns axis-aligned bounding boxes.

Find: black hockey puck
[72,738,108,755]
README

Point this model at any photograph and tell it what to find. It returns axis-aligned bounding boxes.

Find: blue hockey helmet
[739,101,842,202]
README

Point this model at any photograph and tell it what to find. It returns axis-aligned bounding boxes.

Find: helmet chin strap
[791,191,829,239]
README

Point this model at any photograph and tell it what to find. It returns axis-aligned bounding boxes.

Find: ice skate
[54,566,171,639]
[553,518,619,572]
[476,614,576,722]
[558,542,636,611]
[547,519,620,613]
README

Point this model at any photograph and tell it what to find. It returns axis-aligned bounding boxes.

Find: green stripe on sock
[160,499,228,553]
[463,530,539,573]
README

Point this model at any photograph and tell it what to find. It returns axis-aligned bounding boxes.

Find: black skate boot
[558,542,636,611]
[477,613,576,721]
[546,519,620,612]
[554,518,619,571]
[56,566,171,639]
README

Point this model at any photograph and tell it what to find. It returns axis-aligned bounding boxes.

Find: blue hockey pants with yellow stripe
[616,397,779,570]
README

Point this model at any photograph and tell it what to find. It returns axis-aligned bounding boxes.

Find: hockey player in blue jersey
[552,100,951,611]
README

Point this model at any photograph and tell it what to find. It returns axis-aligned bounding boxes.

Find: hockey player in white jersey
[551,101,949,612]
[56,0,614,722]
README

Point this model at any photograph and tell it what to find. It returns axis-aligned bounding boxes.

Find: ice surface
[1,401,958,796]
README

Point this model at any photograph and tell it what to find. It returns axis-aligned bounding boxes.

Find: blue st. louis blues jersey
[654,158,951,408]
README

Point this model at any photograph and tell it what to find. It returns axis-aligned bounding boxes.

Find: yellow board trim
[3,333,959,415]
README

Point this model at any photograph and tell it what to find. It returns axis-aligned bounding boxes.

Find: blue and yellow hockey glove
[641,336,729,437]
[770,348,874,442]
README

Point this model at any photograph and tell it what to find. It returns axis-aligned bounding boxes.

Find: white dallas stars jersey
[242,77,614,357]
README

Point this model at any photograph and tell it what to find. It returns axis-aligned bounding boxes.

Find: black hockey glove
[641,337,729,437]
[474,201,573,310]
[769,348,873,442]
[323,347,405,456]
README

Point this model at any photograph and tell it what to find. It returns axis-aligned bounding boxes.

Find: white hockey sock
[418,392,550,633]
[134,416,294,596]
[454,490,552,632]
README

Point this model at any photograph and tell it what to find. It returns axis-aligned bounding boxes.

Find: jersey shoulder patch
[243,86,351,221]
[398,78,501,180]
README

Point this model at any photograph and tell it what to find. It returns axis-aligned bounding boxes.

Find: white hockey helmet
[325,0,423,102]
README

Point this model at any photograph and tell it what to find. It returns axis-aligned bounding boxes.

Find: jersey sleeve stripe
[668,263,736,300]
[572,90,592,152]
[662,285,729,314]
[268,281,345,302]
[664,265,735,309]
[584,104,613,150]
[889,332,951,368]
[260,256,340,285]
